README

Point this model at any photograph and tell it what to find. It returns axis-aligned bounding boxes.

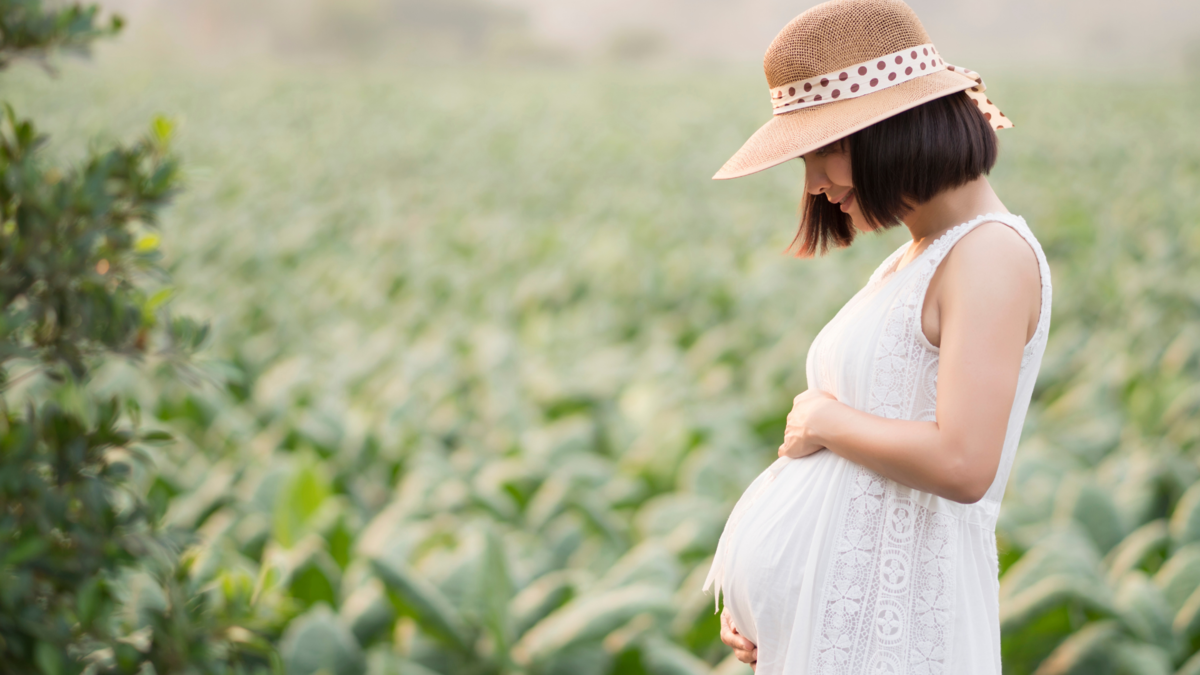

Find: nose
[804,155,830,195]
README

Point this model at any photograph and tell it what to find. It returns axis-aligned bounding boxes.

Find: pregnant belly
[719,449,848,650]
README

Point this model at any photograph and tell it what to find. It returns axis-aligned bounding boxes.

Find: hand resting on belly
[721,608,758,671]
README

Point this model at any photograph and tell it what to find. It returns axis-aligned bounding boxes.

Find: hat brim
[714,69,980,180]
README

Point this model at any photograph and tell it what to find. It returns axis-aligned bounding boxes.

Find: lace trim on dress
[809,212,1044,675]
[811,469,959,675]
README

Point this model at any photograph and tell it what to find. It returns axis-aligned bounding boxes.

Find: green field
[7,54,1200,674]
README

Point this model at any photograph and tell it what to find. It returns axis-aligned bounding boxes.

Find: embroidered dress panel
[703,213,1052,675]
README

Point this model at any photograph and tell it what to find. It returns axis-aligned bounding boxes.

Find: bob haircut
[792,91,999,257]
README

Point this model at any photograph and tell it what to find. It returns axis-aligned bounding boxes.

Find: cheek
[826,156,853,187]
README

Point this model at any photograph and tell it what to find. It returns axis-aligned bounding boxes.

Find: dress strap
[912,212,1022,274]
[905,212,1052,354]
[1000,215,1054,353]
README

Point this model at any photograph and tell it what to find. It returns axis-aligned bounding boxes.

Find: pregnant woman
[702,1,1051,673]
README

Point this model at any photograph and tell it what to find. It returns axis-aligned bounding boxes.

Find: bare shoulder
[924,219,1042,346]
[942,220,1040,292]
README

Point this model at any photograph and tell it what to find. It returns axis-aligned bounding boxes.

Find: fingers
[719,612,739,649]
[780,441,824,459]
[794,388,834,403]
[719,610,757,655]
[720,609,735,639]
[793,390,820,404]
[720,610,761,669]
[779,430,800,457]
[733,646,758,665]
[779,432,805,458]
[721,623,753,652]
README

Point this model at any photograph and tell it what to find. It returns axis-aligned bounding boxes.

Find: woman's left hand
[779,389,838,459]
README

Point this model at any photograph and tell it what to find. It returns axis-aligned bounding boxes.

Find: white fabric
[704,213,1052,675]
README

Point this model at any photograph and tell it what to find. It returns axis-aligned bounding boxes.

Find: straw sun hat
[715,0,1011,180]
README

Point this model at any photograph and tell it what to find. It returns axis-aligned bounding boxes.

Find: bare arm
[781,222,1041,504]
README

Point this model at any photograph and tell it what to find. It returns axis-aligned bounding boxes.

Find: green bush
[0,2,267,673]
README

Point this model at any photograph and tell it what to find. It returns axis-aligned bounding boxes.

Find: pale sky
[100,0,1200,76]
[495,0,1197,74]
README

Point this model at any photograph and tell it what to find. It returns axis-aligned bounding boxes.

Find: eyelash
[815,139,846,157]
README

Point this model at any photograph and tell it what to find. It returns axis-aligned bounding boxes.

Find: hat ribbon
[770,43,1012,129]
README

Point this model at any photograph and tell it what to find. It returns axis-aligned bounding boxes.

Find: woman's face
[801,142,870,232]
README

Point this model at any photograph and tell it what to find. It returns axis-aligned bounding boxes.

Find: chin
[849,213,873,233]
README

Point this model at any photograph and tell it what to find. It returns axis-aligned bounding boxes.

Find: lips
[837,190,856,212]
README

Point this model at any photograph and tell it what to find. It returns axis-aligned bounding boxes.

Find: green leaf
[151,116,174,146]
[1171,482,1200,548]
[1031,620,1121,675]
[1111,641,1172,675]
[3,536,48,566]
[136,234,162,254]
[1155,543,1200,613]
[370,556,470,650]
[139,429,174,444]
[163,462,234,530]
[512,583,673,667]
[535,645,612,675]
[123,571,169,630]
[273,460,330,548]
[1000,574,1115,635]
[338,579,395,647]
[1104,519,1169,583]
[481,526,515,660]
[389,659,446,675]
[288,548,341,609]
[511,571,576,638]
[1176,649,1200,675]
[640,635,712,675]
[278,604,365,675]
[670,560,722,651]
[34,641,65,675]
[594,541,680,593]
[1112,571,1174,651]
[712,654,754,675]
[1001,529,1103,603]
[76,576,105,626]
[145,289,174,315]
[1055,478,1127,554]
[1172,582,1200,640]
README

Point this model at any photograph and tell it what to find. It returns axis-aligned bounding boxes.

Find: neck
[901,176,1007,245]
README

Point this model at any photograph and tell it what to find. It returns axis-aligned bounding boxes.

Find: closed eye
[814,138,846,157]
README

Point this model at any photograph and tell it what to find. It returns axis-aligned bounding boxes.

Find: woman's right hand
[720,608,758,671]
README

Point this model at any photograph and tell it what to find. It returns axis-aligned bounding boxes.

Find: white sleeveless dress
[704,213,1052,675]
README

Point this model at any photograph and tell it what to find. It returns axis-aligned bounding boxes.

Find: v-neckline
[889,242,921,277]
[876,240,922,285]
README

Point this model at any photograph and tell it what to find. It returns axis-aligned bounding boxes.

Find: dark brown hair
[791,91,999,257]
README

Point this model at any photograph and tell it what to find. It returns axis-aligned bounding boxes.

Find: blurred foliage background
[3,0,1200,674]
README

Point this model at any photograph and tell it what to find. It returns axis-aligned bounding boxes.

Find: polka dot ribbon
[770,43,1012,130]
